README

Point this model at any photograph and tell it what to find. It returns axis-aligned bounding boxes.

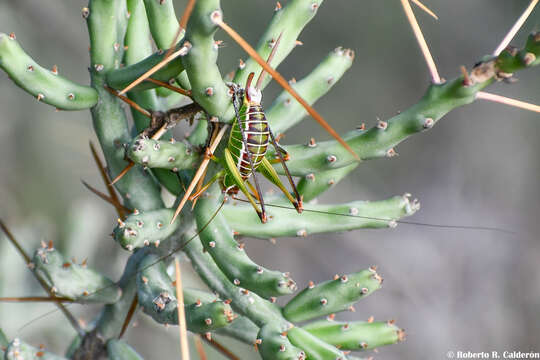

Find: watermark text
[446,351,540,359]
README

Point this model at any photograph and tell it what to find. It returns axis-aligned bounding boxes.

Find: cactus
[302,319,405,351]
[1,0,539,359]
[32,242,122,304]
[283,269,382,323]
[135,253,235,331]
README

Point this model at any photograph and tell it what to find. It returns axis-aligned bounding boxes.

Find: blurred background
[0,0,539,359]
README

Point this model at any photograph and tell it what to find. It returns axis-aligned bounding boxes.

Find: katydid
[175,71,303,224]
[169,33,302,224]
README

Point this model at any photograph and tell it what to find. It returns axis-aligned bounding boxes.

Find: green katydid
[169,33,302,224]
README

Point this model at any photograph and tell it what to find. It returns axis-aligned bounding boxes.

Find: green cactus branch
[124,0,161,97]
[257,324,305,360]
[127,137,199,174]
[195,189,297,298]
[142,0,180,50]
[105,0,186,93]
[232,0,324,89]
[495,32,540,71]
[106,0,192,94]
[87,0,127,73]
[223,194,419,239]
[32,244,121,304]
[0,33,98,110]
[187,116,211,147]
[181,0,233,122]
[267,47,354,136]
[106,48,186,92]
[113,208,180,250]
[287,327,347,360]
[216,316,260,344]
[142,0,192,92]
[127,136,194,197]
[303,319,404,351]
[283,268,383,322]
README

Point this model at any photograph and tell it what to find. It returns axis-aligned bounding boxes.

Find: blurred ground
[0,0,539,359]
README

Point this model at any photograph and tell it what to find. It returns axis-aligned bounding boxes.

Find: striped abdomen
[227,103,269,179]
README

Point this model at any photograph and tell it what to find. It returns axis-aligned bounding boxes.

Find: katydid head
[244,72,262,104]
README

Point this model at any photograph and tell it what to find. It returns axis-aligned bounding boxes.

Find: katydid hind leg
[268,127,303,213]
[258,157,302,213]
